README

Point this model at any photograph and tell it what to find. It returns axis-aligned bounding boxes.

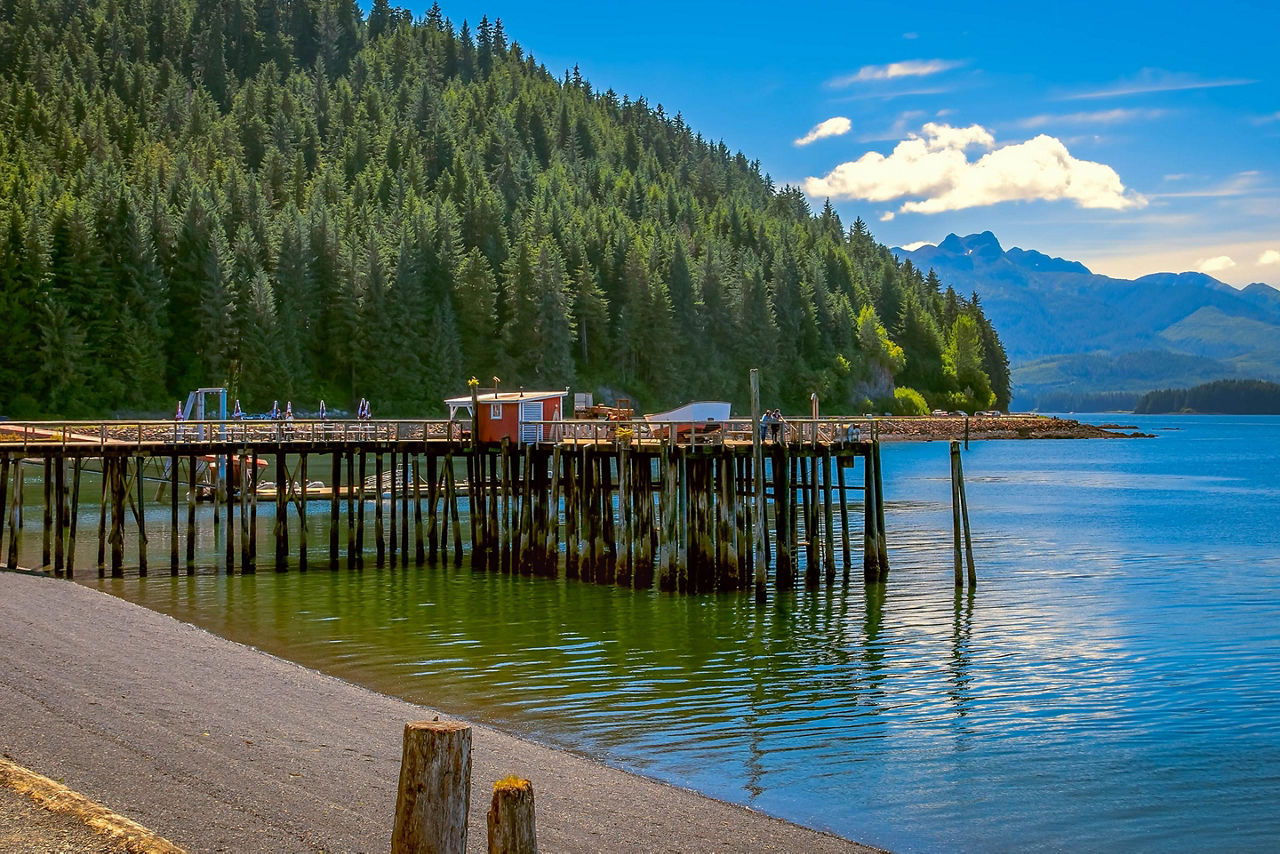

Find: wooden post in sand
[487,777,538,854]
[392,720,472,854]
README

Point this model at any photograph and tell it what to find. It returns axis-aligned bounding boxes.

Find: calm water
[14,415,1280,851]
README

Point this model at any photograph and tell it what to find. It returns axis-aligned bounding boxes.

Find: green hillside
[0,0,1007,417]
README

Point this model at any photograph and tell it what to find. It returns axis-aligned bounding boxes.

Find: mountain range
[893,232,1280,410]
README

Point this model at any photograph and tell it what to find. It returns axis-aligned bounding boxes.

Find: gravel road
[0,571,878,853]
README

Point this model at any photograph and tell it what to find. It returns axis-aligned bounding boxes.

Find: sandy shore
[0,571,879,853]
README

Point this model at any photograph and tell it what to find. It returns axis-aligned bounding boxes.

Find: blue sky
[423,1,1280,287]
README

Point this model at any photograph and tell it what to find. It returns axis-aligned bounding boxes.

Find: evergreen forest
[0,0,1010,417]
[1133,379,1280,414]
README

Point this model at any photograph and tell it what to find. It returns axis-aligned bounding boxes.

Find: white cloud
[1260,249,1280,265]
[1014,108,1168,130]
[794,116,852,147]
[828,59,963,88]
[803,122,1146,214]
[879,211,895,222]
[1197,255,1237,273]
[900,241,932,251]
[1251,112,1280,125]
[1064,68,1255,100]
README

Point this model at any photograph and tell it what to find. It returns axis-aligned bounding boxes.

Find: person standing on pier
[770,409,785,443]
[270,400,281,420]
[232,400,244,420]
[318,400,326,420]
[760,410,772,442]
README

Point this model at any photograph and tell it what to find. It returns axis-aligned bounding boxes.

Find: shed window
[489,403,503,419]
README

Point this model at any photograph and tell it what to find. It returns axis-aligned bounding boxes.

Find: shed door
[519,399,542,444]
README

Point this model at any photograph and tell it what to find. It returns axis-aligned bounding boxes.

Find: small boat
[645,401,732,439]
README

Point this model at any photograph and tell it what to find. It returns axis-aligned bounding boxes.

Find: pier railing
[1,416,876,451]
[0,419,470,450]
[536,416,871,446]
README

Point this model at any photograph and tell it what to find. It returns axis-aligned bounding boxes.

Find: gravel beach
[0,570,878,853]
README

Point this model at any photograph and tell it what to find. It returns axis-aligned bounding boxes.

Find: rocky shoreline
[869,413,1151,441]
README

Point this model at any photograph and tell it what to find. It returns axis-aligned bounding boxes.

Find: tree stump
[392,720,472,854]
[487,776,537,854]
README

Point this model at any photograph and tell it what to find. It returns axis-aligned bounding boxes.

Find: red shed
[444,389,567,445]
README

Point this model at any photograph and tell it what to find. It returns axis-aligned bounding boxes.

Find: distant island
[1134,379,1280,414]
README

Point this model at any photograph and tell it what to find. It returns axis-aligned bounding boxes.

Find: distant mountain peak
[898,231,1090,275]
[937,231,1004,259]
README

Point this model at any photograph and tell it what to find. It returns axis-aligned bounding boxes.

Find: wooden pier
[0,416,890,596]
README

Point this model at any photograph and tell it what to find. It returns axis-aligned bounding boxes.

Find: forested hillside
[0,0,1008,417]
[1134,379,1280,414]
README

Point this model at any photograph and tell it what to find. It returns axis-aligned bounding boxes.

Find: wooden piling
[392,721,472,854]
[0,455,8,569]
[863,450,879,583]
[357,450,367,568]
[299,453,309,571]
[241,453,252,572]
[67,458,80,578]
[391,449,400,567]
[547,447,562,578]
[169,455,179,573]
[950,441,976,588]
[110,457,125,576]
[950,441,963,588]
[375,451,385,566]
[53,457,65,575]
[487,777,538,854]
[422,454,436,563]
[134,457,148,576]
[10,458,24,570]
[837,456,851,584]
[249,451,259,571]
[617,444,632,586]
[223,454,233,573]
[402,452,410,560]
[330,451,341,567]
[96,459,106,575]
[874,441,889,577]
[346,451,356,569]
[414,456,425,565]
[447,451,463,565]
[186,456,196,570]
[499,442,512,573]
[822,448,836,585]
[802,455,818,589]
[42,457,51,569]
[775,445,793,589]
[749,370,766,602]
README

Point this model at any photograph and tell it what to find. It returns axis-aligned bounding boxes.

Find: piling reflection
[949,587,975,719]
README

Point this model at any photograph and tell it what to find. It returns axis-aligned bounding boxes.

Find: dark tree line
[1134,380,1280,414]
[0,0,1009,417]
